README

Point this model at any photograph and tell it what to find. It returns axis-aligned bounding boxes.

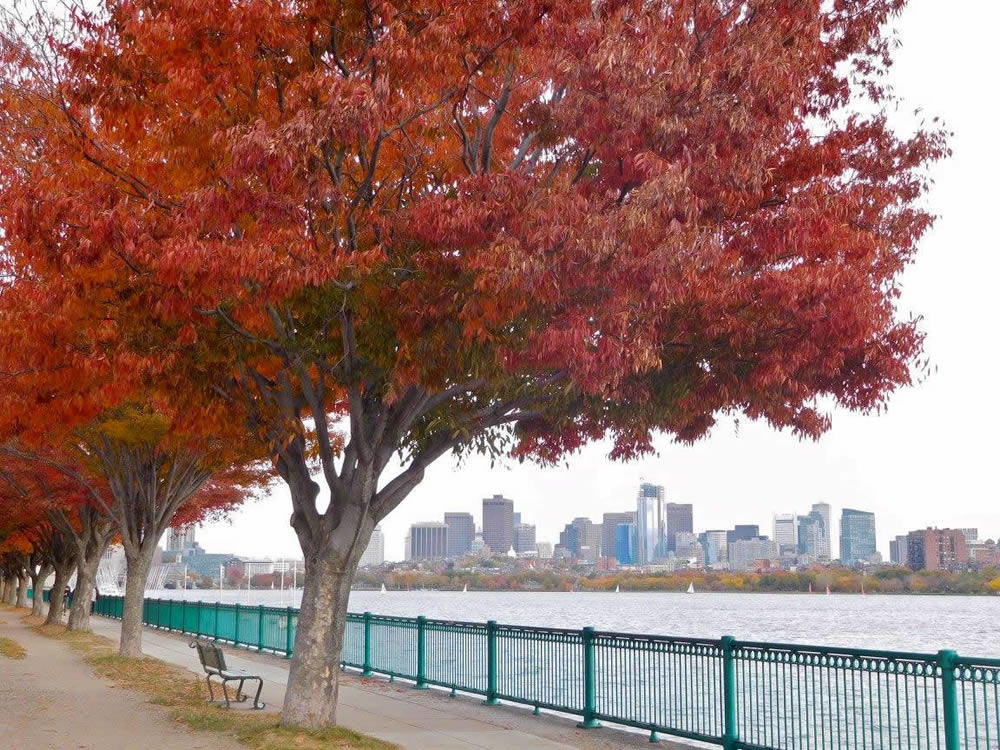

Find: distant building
[602,512,636,562]
[701,530,728,567]
[615,523,636,565]
[797,507,830,561]
[166,526,196,553]
[513,523,537,555]
[840,509,877,565]
[360,526,385,566]
[773,514,798,555]
[409,522,448,560]
[666,503,693,553]
[535,542,553,559]
[674,531,704,566]
[889,534,909,567]
[727,525,760,544]
[967,539,1000,567]
[728,538,780,571]
[958,528,979,543]
[482,495,514,554]
[444,512,475,558]
[906,528,969,571]
[636,483,666,563]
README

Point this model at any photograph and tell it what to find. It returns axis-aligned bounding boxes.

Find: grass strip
[30,620,395,750]
[0,636,26,659]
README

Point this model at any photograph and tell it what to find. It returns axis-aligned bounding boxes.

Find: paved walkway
[84,611,694,750]
[0,606,242,750]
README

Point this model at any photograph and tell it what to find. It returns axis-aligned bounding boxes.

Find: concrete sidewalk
[87,613,694,750]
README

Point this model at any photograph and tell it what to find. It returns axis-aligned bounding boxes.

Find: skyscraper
[811,503,832,560]
[166,526,196,552]
[602,511,636,561]
[567,517,601,562]
[444,512,475,558]
[797,508,829,560]
[906,528,969,571]
[727,525,760,543]
[666,503,693,553]
[409,522,448,560]
[615,523,636,565]
[482,495,514,554]
[701,530,728,566]
[773,514,797,554]
[360,526,385,566]
[840,508,877,565]
[636,482,665,563]
[513,523,537,555]
[889,534,910,567]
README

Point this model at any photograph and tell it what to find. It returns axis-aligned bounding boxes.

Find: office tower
[535,542,553,559]
[166,526,196,552]
[666,503,694,553]
[444,512,475,558]
[797,510,828,560]
[906,528,970,571]
[728,538,780,571]
[727,525,760,544]
[565,517,600,561]
[482,495,515,554]
[513,523,537,555]
[636,482,665,563]
[409,522,448,560]
[840,508,877,565]
[958,528,979,543]
[811,503,832,559]
[615,523,636,565]
[359,526,385,566]
[773,514,798,554]
[602,511,636,561]
[889,535,910,567]
[702,530,728,566]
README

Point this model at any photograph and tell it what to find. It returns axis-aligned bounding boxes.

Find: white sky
[193,0,1000,563]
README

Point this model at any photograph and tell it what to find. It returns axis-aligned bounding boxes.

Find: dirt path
[0,607,242,750]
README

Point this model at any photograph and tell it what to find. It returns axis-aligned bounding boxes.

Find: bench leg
[221,679,232,709]
[205,675,216,703]
[251,677,265,710]
[235,678,248,703]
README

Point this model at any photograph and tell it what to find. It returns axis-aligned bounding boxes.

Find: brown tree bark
[30,562,52,617]
[16,572,29,608]
[66,508,114,632]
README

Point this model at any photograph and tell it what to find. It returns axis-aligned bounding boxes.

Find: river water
[142,589,1000,657]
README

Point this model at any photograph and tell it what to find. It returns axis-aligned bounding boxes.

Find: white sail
[615,584,620,593]
[686,583,695,594]
[462,584,468,593]
[380,583,386,593]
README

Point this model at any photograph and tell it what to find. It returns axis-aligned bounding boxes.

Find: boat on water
[686,583,695,594]
[462,584,468,593]
[825,586,831,595]
[808,583,813,593]
[615,584,620,593]
[380,583,386,593]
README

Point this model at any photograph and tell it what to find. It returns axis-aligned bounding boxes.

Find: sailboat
[462,584,468,593]
[615,584,620,593]
[825,585,831,595]
[686,583,695,594]
[380,583,387,593]
[808,583,813,593]
[861,581,866,595]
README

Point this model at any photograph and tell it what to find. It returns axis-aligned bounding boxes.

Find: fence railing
[92,595,999,749]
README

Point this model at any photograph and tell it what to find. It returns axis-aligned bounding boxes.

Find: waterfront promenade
[0,603,685,749]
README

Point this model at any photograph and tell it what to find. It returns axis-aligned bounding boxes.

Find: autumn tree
[0,0,947,728]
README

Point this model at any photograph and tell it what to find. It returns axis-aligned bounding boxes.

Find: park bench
[189,639,265,710]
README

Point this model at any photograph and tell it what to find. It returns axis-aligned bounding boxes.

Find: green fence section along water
[92,595,1000,749]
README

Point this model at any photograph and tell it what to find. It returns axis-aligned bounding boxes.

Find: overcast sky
[196,0,999,563]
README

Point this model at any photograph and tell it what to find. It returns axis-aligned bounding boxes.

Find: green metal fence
[92,595,999,748]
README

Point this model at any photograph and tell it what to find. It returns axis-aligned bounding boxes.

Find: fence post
[577,626,601,729]
[362,612,373,676]
[415,616,428,689]
[285,606,294,658]
[234,603,241,647]
[722,636,739,750]
[939,649,960,750]
[257,605,264,652]
[484,620,499,705]
[214,601,220,641]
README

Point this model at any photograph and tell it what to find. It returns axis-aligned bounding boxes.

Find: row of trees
[1,0,944,731]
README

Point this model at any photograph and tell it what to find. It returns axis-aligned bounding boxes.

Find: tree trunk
[30,565,51,617]
[281,553,360,728]
[67,540,108,632]
[1,578,13,604]
[45,565,72,625]
[16,573,29,608]
[119,547,154,657]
